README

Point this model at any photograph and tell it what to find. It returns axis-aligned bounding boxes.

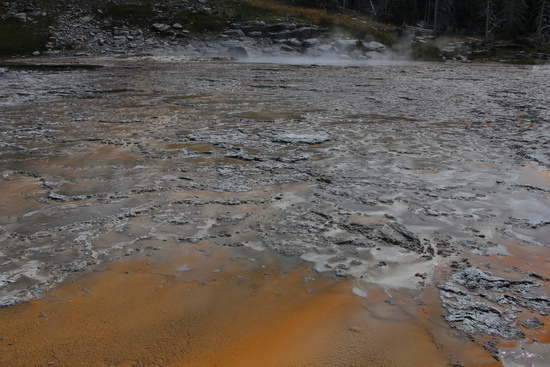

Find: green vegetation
[102,2,156,26]
[0,17,52,56]
[409,42,447,61]
[0,0,548,61]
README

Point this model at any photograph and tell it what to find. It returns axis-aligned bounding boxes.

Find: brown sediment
[48,144,143,169]
[0,243,456,367]
[233,111,304,121]
[496,239,550,280]
[348,214,388,225]
[518,162,550,188]
[0,175,46,217]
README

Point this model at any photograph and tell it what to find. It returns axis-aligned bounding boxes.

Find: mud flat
[0,56,549,366]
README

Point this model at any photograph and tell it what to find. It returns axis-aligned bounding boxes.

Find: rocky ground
[3,0,549,62]
[1,0,386,59]
[0,54,549,364]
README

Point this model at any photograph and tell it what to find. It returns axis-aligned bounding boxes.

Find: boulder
[151,23,171,33]
[112,28,130,37]
[302,39,319,48]
[292,27,320,40]
[334,39,359,53]
[14,13,27,22]
[247,31,263,38]
[286,39,302,48]
[130,29,143,37]
[280,45,296,53]
[223,29,246,40]
[113,36,127,44]
[234,21,267,34]
[267,23,294,33]
[267,31,294,40]
[362,41,386,52]
[318,44,333,53]
[226,45,248,58]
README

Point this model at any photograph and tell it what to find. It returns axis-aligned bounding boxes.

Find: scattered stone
[14,13,27,22]
[361,41,386,52]
[272,132,330,145]
[440,267,549,339]
[151,23,171,33]
[522,317,544,330]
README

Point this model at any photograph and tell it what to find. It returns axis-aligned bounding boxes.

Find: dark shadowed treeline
[287,0,550,41]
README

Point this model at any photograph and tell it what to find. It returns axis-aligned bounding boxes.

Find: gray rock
[113,36,127,44]
[292,27,320,40]
[14,13,27,22]
[226,45,248,58]
[334,39,359,53]
[302,39,319,48]
[318,44,333,53]
[362,41,386,52]
[112,28,129,37]
[222,29,246,40]
[267,23,294,33]
[439,266,550,339]
[233,21,267,34]
[151,23,171,33]
[268,31,294,40]
[280,45,296,53]
[285,39,302,48]
[522,317,544,329]
[247,31,263,38]
[272,132,330,144]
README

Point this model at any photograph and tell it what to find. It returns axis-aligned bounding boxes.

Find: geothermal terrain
[0,55,549,366]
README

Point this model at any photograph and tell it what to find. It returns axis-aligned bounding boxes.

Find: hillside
[1,0,549,62]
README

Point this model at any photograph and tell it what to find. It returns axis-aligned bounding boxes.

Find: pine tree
[485,0,499,40]
[534,0,550,41]
[500,0,528,38]
[433,0,455,36]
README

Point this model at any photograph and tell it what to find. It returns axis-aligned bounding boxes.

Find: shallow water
[0,56,549,366]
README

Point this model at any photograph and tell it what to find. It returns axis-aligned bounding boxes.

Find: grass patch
[0,18,52,56]
[100,2,157,28]
[173,10,229,34]
[408,42,447,61]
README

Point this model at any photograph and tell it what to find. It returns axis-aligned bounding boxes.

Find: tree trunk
[536,0,547,40]
[434,0,440,36]
[485,0,490,41]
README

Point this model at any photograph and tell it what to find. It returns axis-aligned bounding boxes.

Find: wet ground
[0,56,549,366]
